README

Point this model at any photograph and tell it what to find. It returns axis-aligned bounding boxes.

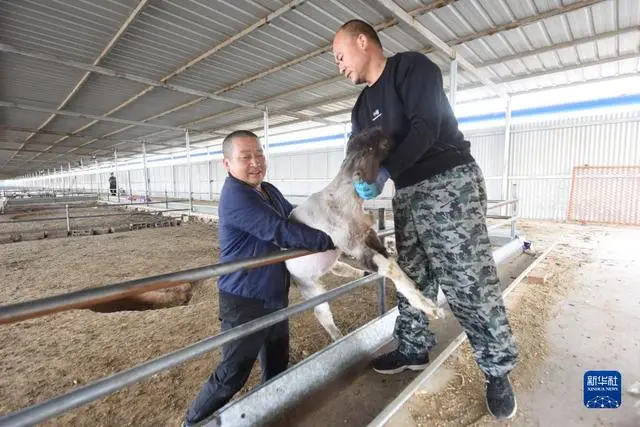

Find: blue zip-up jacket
[217,174,334,308]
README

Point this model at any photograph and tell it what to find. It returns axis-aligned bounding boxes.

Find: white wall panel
[149,166,172,196]
[508,112,640,219]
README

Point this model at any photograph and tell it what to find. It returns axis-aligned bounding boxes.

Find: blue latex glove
[354,167,390,200]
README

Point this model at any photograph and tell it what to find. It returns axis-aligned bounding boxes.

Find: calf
[285,126,444,341]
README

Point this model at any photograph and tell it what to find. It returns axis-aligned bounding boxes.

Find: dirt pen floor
[0,208,397,426]
[2,212,639,426]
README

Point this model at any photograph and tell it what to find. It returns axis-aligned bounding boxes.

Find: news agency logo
[584,370,622,409]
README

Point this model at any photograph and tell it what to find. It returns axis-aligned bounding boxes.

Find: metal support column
[263,108,270,181]
[502,96,513,215]
[65,204,70,235]
[79,159,84,192]
[343,122,349,157]
[377,208,385,230]
[449,58,458,112]
[94,159,99,197]
[207,147,214,200]
[127,170,133,204]
[114,148,120,203]
[185,129,193,212]
[68,162,72,194]
[172,163,177,198]
[511,182,518,239]
[142,141,149,205]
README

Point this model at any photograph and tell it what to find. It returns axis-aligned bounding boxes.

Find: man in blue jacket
[183,130,335,426]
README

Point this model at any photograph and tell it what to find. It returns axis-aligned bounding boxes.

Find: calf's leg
[358,247,444,320]
[330,260,367,278]
[292,274,343,341]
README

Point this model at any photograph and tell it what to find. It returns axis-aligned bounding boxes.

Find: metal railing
[0,274,384,427]
[486,183,519,239]
[0,248,313,325]
[4,209,188,225]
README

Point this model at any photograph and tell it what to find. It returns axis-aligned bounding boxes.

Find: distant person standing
[109,172,117,196]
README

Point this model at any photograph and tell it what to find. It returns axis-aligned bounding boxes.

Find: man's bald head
[222,130,259,159]
[332,19,385,86]
[334,19,382,48]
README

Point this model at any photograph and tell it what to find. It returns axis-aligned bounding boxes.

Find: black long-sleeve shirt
[351,51,473,189]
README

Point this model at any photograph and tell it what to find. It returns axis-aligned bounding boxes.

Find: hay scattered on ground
[0,206,394,426]
[405,222,598,426]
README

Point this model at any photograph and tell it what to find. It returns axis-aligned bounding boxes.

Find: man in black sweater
[332,20,519,420]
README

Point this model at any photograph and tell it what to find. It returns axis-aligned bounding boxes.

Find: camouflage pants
[392,161,518,377]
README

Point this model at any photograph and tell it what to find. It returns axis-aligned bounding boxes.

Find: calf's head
[343,126,393,183]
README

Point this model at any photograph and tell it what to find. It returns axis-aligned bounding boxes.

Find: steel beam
[0,101,219,135]
[191,52,639,142]
[14,0,150,153]
[149,91,361,145]
[375,0,508,100]
[0,146,91,156]
[147,0,608,142]
[44,1,456,149]
[343,122,349,157]
[0,126,174,149]
[0,44,260,111]
[214,1,456,95]
[163,0,308,82]
[447,51,640,94]
[479,26,638,69]
[27,0,306,160]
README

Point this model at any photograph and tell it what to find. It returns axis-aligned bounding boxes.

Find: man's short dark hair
[337,19,382,48]
[222,130,259,159]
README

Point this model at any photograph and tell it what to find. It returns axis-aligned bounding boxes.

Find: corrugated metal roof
[1,53,87,108]
[1,0,638,176]
[0,0,137,63]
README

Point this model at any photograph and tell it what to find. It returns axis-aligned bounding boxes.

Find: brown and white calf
[285,126,444,341]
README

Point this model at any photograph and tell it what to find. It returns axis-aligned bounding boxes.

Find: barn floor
[0,209,397,426]
[397,221,640,427]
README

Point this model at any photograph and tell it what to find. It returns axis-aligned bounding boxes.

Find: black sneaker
[371,349,429,374]
[485,374,517,419]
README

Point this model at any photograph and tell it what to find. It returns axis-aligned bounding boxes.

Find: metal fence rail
[0,248,313,325]
[4,209,188,224]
